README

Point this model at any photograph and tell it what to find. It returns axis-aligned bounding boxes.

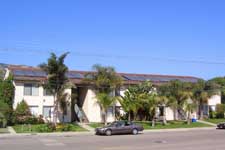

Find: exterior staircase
[74,104,89,123]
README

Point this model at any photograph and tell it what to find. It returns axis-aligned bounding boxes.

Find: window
[107,106,114,117]
[43,106,53,118]
[29,106,39,116]
[24,84,39,96]
[43,89,52,96]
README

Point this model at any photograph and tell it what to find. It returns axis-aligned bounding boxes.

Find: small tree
[39,52,69,125]
[84,64,122,124]
[0,101,10,127]
[14,100,31,116]
[184,101,197,125]
[215,104,225,118]
[146,94,159,127]
[96,93,117,125]
[118,88,140,121]
[0,74,14,125]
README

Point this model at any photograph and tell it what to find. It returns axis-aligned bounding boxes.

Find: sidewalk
[0,127,216,138]
[197,120,217,127]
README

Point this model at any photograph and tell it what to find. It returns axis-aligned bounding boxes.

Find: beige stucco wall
[208,95,221,111]
[13,82,72,122]
[81,88,117,123]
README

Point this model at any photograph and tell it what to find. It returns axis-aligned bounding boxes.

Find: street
[0,129,225,150]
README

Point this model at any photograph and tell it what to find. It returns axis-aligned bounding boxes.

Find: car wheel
[105,129,112,136]
[132,129,138,135]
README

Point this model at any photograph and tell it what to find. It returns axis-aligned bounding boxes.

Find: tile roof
[8,65,201,84]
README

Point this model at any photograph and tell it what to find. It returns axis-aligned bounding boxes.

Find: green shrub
[14,100,45,124]
[216,104,225,118]
[14,100,31,116]
[15,115,45,125]
[36,124,55,132]
[0,101,10,126]
[209,110,216,119]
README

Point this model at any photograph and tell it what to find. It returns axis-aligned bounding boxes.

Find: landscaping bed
[204,119,225,124]
[88,121,212,130]
[13,123,87,133]
[135,121,212,130]
[88,123,104,128]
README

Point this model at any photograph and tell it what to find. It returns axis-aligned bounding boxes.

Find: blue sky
[0,0,225,80]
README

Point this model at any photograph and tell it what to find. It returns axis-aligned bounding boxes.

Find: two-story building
[1,64,221,123]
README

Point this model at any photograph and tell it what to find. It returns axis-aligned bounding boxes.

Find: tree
[159,80,193,121]
[14,100,31,117]
[96,93,117,125]
[183,101,197,124]
[0,101,10,127]
[145,93,159,127]
[157,96,169,125]
[85,64,122,93]
[39,52,70,125]
[84,64,122,124]
[192,80,219,120]
[0,74,14,107]
[0,74,14,125]
[118,87,142,121]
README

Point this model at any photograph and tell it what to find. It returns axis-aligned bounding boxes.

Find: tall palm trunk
[53,94,58,125]
[199,104,204,120]
[103,108,107,125]
[128,112,131,122]
[173,108,177,121]
[151,109,156,127]
[162,106,167,125]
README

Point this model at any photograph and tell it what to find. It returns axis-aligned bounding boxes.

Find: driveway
[0,129,224,150]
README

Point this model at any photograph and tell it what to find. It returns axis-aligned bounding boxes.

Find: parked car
[95,121,144,136]
[217,122,225,129]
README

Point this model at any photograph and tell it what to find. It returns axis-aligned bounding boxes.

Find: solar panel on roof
[122,74,199,83]
[66,72,84,79]
[13,70,46,77]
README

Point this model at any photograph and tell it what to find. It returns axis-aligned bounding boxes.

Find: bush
[216,104,225,118]
[14,100,31,116]
[36,124,55,132]
[14,100,45,124]
[209,110,216,119]
[56,123,75,131]
[14,115,45,125]
[0,101,11,126]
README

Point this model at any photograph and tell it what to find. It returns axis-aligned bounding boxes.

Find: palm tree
[84,64,122,124]
[39,52,69,125]
[192,80,212,120]
[147,94,159,127]
[184,101,197,125]
[84,64,122,93]
[118,89,136,121]
[157,96,169,125]
[96,93,117,125]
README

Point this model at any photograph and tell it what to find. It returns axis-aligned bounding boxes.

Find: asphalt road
[0,129,225,150]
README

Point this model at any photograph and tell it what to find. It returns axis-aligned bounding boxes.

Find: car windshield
[106,121,120,127]
[106,121,133,127]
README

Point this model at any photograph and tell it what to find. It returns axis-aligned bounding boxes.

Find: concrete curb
[197,120,217,127]
[0,127,216,138]
[7,126,16,134]
[143,127,215,133]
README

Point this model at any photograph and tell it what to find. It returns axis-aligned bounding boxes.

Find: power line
[0,48,225,65]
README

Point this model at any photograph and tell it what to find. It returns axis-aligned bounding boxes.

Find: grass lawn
[204,118,225,124]
[13,123,87,133]
[0,128,9,134]
[88,121,212,130]
[88,123,104,128]
[135,121,212,130]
